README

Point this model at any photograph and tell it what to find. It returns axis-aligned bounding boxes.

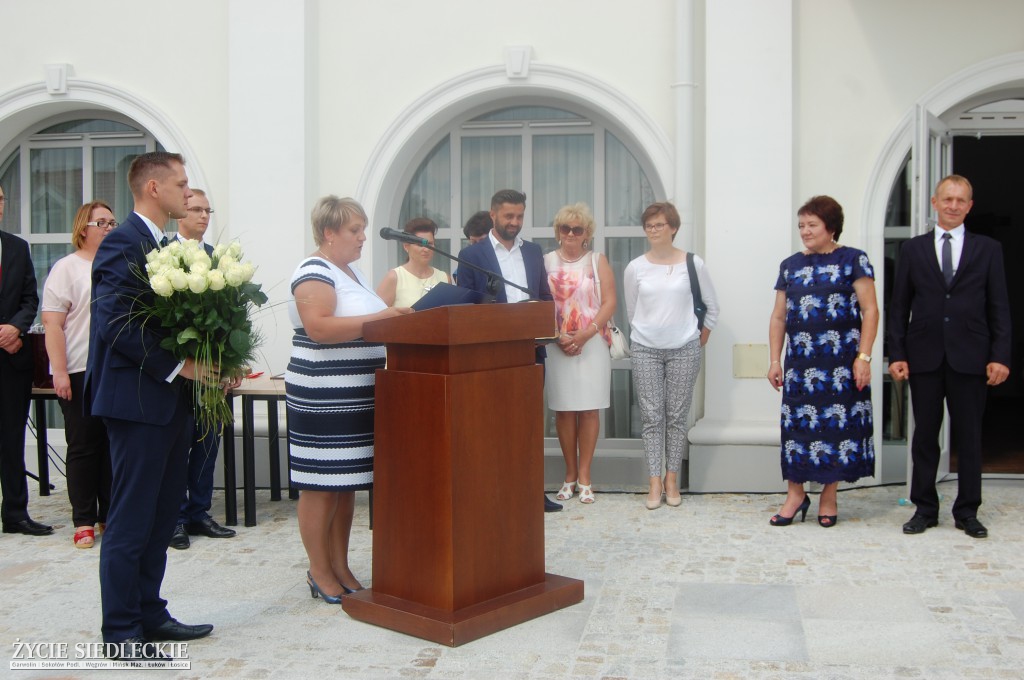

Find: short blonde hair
[551,202,596,241]
[311,195,367,246]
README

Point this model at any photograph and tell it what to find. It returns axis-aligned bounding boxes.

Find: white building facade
[3,0,1023,492]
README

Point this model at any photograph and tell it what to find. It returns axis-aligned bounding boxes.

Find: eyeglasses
[643,222,669,232]
[87,219,118,230]
[186,207,215,216]
[558,224,586,236]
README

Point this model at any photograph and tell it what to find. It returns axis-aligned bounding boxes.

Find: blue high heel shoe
[769,494,810,526]
[306,570,344,604]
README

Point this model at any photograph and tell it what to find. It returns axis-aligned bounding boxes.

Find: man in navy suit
[0,186,52,536]
[457,189,562,512]
[87,153,222,659]
[888,174,1011,539]
[168,189,236,550]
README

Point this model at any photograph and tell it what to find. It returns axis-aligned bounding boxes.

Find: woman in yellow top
[376,218,451,307]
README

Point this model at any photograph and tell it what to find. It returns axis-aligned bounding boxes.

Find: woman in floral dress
[767,196,879,527]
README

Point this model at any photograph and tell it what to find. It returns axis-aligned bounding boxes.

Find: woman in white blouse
[41,201,116,548]
[624,202,719,510]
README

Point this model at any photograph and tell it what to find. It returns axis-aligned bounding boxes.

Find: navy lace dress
[775,247,875,484]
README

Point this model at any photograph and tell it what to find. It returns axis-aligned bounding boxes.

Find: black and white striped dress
[285,257,386,491]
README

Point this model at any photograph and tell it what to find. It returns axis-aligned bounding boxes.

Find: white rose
[168,268,189,291]
[224,264,245,287]
[190,260,210,276]
[187,272,209,294]
[226,241,243,259]
[192,250,212,270]
[212,243,227,259]
[151,274,173,297]
[207,269,226,291]
[239,262,256,283]
[217,255,237,270]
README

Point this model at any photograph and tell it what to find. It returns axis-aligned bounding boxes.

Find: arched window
[395,104,659,444]
[0,115,160,310]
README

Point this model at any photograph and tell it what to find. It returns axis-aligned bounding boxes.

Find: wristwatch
[856,352,872,363]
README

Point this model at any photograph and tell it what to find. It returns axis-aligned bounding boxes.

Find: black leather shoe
[186,516,236,538]
[902,514,938,534]
[169,524,190,550]
[544,495,563,513]
[106,636,169,660]
[2,518,54,536]
[954,517,988,539]
[144,618,213,642]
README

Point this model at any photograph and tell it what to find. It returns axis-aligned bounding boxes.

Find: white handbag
[592,252,630,359]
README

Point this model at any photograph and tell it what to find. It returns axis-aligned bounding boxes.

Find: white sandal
[556,481,576,501]
[578,483,595,504]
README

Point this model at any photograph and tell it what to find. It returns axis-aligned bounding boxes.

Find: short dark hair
[490,189,526,210]
[462,211,492,239]
[798,195,844,241]
[127,151,185,197]
[641,202,681,241]
[404,217,437,236]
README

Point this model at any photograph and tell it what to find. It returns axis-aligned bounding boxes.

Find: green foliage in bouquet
[139,239,268,432]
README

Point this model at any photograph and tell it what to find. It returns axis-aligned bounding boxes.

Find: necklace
[557,249,586,263]
[808,244,839,256]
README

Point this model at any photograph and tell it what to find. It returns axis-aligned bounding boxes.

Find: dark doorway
[952,136,1024,473]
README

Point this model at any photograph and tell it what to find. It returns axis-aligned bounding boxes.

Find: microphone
[379,227,429,246]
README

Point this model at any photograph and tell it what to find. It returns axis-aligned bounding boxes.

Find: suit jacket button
[944,317,950,322]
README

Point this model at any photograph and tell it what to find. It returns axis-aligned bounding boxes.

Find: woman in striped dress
[286,196,412,603]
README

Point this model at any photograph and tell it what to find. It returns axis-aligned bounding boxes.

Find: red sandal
[74,527,95,549]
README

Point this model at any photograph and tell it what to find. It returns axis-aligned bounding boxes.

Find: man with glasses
[168,189,236,550]
[457,189,562,512]
[0,186,53,536]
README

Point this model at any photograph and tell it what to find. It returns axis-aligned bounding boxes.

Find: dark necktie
[941,233,953,286]
[159,235,169,248]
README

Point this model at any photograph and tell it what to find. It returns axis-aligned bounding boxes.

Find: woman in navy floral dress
[767,196,879,527]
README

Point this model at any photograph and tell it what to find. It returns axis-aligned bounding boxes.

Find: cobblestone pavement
[3,478,1023,679]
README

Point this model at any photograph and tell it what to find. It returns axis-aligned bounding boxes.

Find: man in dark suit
[0,186,52,536]
[87,153,220,659]
[457,189,562,512]
[888,174,1011,539]
[168,189,236,550]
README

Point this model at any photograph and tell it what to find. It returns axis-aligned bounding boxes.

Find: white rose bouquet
[139,239,267,432]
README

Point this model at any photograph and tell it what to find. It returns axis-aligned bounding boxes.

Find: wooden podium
[342,302,584,646]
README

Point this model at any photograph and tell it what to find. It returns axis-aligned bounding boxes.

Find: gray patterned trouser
[631,339,702,477]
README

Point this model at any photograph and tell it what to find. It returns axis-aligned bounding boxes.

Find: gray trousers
[631,339,702,477]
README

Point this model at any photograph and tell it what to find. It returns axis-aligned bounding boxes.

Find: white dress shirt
[489,231,529,303]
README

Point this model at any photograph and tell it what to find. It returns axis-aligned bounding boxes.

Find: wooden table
[29,387,57,496]
[31,375,295,527]
[222,374,295,527]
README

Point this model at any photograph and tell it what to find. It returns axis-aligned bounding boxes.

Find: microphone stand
[385,236,535,301]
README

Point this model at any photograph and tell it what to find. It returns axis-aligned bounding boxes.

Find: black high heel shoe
[306,570,344,604]
[818,514,838,528]
[770,494,811,526]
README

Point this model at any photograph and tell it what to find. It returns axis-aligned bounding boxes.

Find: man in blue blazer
[168,189,236,550]
[86,152,218,659]
[457,189,562,512]
[888,174,1011,539]
[0,186,52,536]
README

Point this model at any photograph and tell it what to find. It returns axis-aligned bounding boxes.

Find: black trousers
[908,360,987,521]
[58,372,111,527]
[0,360,32,525]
